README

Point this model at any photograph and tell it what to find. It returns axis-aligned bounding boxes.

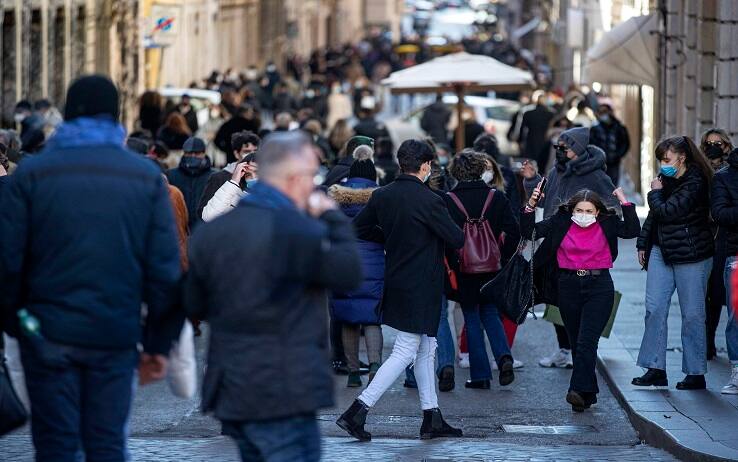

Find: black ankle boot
[566,390,586,413]
[438,366,455,392]
[336,400,371,442]
[676,374,706,390]
[631,368,668,387]
[420,408,463,439]
[499,356,515,386]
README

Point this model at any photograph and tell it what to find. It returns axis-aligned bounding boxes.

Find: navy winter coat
[0,117,181,353]
[328,177,384,324]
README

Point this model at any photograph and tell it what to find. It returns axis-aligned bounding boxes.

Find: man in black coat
[184,131,362,461]
[214,105,261,164]
[517,93,554,165]
[589,104,630,186]
[421,95,451,145]
[166,136,216,231]
[337,139,465,442]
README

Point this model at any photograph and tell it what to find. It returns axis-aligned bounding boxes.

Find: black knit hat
[64,75,120,121]
[349,158,377,182]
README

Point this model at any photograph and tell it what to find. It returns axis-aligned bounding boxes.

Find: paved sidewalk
[596,240,738,461]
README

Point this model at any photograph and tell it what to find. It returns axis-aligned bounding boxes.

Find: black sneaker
[676,374,706,390]
[438,366,455,392]
[632,368,668,387]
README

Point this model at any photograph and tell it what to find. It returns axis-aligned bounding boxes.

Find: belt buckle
[576,270,587,277]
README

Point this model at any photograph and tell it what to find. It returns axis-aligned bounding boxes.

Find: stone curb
[597,334,738,462]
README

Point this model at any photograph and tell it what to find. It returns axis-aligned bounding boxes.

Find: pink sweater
[557,222,613,270]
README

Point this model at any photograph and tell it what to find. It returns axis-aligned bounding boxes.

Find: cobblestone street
[0,435,676,462]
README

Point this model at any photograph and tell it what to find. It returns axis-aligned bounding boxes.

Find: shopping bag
[167,321,197,399]
[542,290,622,338]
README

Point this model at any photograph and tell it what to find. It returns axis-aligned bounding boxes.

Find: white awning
[584,14,660,86]
[381,52,535,94]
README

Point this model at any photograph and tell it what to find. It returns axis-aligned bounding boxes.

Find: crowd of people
[0,40,737,462]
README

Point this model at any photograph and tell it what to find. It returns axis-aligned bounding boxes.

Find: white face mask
[422,164,431,183]
[14,113,25,124]
[571,213,597,228]
[481,170,494,183]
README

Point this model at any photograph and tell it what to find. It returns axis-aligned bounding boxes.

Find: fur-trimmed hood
[328,184,376,206]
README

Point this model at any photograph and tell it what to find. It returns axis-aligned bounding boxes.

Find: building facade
[3,0,401,130]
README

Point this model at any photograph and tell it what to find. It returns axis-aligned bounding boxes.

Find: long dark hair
[559,189,615,217]
[655,135,713,186]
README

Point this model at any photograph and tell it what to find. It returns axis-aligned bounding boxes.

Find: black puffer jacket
[637,166,713,266]
[711,150,738,255]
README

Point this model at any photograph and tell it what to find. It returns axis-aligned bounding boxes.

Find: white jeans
[358,331,438,410]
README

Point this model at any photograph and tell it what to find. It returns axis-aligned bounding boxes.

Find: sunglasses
[705,141,724,147]
[554,144,568,153]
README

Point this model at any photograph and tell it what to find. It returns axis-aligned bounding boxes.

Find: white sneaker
[492,359,524,370]
[721,365,738,394]
[538,348,573,368]
[458,353,470,369]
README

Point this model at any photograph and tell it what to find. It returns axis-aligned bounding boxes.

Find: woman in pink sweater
[522,187,640,412]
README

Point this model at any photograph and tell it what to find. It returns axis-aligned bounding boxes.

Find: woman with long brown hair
[157,112,192,151]
[524,187,640,411]
[634,135,715,390]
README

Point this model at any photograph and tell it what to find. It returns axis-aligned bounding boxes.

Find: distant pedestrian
[157,112,192,151]
[701,128,733,360]
[184,131,362,462]
[421,94,451,145]
[166,136,216,230]
[445,150,521,390]
[328,158,385,388]
[516,93,554,166]
[710,145,738,394]
[197,131,259,220]
[175,94,199,134]
[0,75,182,461]
[323,135,374,187]
[337,139,465,442]
[589,103,630,186]
[214,105,261,164]
[634,136,714,390]
[524,187,639,411]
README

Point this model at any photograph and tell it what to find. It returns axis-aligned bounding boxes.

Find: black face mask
[555,147,570,166]
[706,144,725,160]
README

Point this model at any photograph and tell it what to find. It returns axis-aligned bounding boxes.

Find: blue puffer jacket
[328,177,384,324]
[0,116,181,353]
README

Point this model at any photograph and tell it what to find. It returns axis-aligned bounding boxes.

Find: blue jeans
[405,297,455,385]
[18,337,137,462]
[225,414,320,462]
[637,246,712,374]
[461,302,512,381]
[723,256,738,365]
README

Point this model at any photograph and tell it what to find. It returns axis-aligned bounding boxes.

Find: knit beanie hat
[64,75,120,121]
[349,158,377,182]
[559,127,590,157]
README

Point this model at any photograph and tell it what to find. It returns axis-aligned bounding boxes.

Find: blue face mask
[660,165,678,177]
[245,178,258,189]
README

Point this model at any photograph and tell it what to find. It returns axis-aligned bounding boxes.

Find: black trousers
[558,271,615,395]
[706,247,727,350]
[554,323,571,350]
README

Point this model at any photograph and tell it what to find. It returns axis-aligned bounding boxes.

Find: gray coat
[541,145,620,218]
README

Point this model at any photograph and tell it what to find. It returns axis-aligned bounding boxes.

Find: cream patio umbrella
[382,52,535,152]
